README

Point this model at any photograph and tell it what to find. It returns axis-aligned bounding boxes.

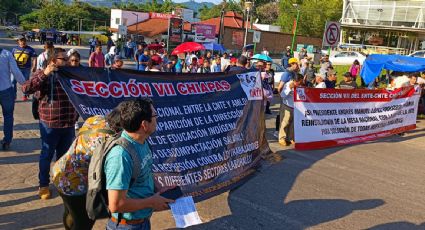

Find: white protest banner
[294,87,421,150]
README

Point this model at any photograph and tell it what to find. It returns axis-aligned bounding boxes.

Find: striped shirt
[22,70,78,128]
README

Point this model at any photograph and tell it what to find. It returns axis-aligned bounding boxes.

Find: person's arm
[31,57,37,72]
[277,80,285,94]
[21,68,51,94]
[88,53,94,67]
[8,52,26,84]
[108,190,173,213]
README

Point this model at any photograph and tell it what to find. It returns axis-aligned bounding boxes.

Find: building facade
[341,0,425,54]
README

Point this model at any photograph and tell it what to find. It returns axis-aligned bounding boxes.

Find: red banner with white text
[294,87,421,150]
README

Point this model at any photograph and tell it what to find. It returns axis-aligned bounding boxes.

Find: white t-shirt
[315,82,327,89]
[36,51,48,70]
[221,58,230,72]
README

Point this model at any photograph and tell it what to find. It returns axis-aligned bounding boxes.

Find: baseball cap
[17,35,26,41]
[151,55,162,65]
[286,46,291,49]
[316,73,326,80]
[288,58,299,64]
[230,57,237,63]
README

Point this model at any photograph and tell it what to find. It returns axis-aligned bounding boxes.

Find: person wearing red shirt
[88,45,105,68]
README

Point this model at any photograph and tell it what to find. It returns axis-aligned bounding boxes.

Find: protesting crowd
[1,33,425,230]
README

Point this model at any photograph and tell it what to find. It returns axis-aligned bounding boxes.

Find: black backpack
[86,135,141,220]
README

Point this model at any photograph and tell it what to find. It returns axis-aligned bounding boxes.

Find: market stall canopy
[202,43,226,52]
[360,54,425,84]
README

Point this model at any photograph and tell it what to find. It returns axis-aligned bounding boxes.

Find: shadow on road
[0,186,37,195]
[0,137,40,154]
[0,204,63,230]
[189,147,385,230]
[368,222,425,230]
[0,123,39,131]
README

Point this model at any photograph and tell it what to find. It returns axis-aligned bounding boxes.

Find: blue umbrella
[252,54,272,62]
[203,43,226,52]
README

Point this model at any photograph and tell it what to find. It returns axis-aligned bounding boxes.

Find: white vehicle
[6,25,18,31]
[409,50,425,58]
[329,51,367,65]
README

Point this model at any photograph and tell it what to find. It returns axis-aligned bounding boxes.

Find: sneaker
[22,95,28,101]
[278,140,291,146]
[38,187,51,200]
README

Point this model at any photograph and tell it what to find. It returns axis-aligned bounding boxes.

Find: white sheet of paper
[169,196,202,228]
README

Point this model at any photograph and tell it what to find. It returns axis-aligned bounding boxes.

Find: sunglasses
[57,57,69,61]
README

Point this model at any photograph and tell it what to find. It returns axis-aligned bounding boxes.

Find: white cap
[67,48,78,57]
[316,73,326,80]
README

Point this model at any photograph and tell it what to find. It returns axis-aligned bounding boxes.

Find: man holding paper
[105,99,174,230]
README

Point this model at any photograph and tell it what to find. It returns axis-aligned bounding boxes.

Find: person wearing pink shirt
[88,45,105,68]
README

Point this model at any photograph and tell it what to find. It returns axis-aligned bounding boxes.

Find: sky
[173,0,221,4]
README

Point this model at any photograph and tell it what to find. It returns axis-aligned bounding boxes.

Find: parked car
[409,50,425,58]
[329,51,367,65]
[6,25,18,31]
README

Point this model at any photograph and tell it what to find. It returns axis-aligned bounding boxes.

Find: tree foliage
[198,0,242,21]
[20,0,109,30]
[112,0,183,14]
[256,2,279,25]
[278,0,342,37]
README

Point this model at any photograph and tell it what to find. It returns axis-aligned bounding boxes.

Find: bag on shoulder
[86,135,141,220]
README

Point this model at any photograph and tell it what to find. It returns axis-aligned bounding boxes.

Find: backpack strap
[114,137,141,186]
[110,137,141,226]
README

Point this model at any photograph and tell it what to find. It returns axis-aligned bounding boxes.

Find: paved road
[1,31,425,229]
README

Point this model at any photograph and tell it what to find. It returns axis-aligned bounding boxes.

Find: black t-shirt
[339,81,358,89]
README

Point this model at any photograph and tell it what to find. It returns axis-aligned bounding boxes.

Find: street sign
[118,25,127,36]
[322,21,340,47]
[253,31,261,43]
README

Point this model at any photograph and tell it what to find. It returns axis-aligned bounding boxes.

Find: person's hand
[157,185,176,194]
[149,192,174,211]
[43,63,58,76]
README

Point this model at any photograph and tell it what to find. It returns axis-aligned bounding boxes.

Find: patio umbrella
[171,42,205,55]
[202,42,226,52]
[244,44,254,50]
[252,54,272,62]
[147,43,164,51]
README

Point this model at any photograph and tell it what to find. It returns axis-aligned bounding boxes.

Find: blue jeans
[106,219,151,230]
[0,87,15,144]
[39,121,75,187]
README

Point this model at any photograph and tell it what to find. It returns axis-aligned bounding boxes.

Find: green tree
[198,0,242,21]
[20,1,109,30]
[278,0,342,37]
[256,2,279,25]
